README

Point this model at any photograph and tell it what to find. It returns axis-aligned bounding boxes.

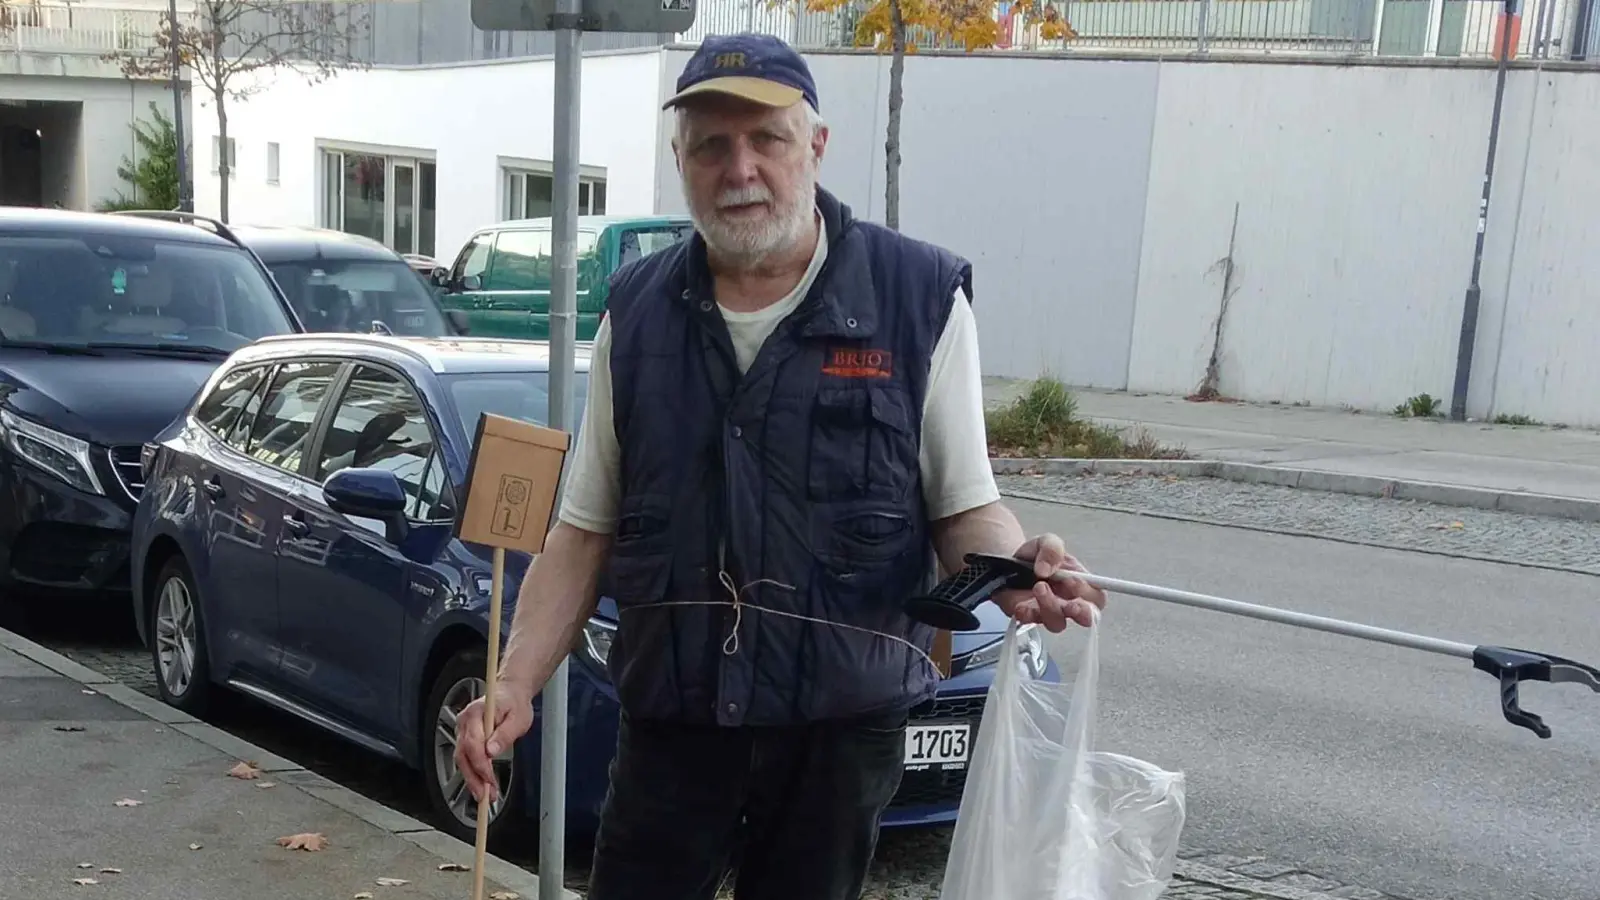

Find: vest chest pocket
[807,383,918,502]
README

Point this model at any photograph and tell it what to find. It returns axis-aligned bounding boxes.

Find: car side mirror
[446,309,470,335]
[460,274,482,292]
[323,467,409,543]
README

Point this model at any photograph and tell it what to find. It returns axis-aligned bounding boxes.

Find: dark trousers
[585,708,909,900]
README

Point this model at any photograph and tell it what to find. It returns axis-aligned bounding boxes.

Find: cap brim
[662,76,804,111]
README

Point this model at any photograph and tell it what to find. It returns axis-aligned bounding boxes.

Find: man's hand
[454,680,536,804]
[992,533,1106,632]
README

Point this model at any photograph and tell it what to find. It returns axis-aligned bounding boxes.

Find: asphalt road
[1007,496,1600,900]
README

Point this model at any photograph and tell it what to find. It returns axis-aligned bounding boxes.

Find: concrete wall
[190,48,666,265]
[653,49,1600,427]
[0,55,181,211]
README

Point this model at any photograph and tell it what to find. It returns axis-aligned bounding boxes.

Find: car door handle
[202,477,224,499]
[281,514,309,537]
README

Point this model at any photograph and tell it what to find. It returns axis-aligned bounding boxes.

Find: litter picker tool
[453,414,571,900]
[906,553,1600,739]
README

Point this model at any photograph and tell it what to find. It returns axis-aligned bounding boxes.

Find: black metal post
[1449,0,1518,421]
[169,0,191,212]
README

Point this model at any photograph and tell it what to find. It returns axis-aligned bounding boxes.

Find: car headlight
[581,617,616,667]
[961,624,1048,679]
[0,409,103,495]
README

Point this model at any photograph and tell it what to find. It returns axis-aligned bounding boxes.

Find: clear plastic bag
[939,609,1187,900]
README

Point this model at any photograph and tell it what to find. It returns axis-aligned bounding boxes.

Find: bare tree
[109,0,371,221]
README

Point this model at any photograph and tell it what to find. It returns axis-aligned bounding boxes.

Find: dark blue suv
[0,208,301,602]
[129,333,1057,849]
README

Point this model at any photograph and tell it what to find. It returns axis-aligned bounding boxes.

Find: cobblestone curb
[0,625,578,900]
[990,457,1600,524]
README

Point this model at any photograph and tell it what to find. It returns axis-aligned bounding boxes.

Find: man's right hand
[454,681,535,804]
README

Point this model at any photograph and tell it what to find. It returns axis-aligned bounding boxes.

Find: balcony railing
[0,2,194,56]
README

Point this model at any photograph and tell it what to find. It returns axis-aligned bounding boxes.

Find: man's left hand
[993,533,1107,632]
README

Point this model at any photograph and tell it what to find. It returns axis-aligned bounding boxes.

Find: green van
[433,214,694,340]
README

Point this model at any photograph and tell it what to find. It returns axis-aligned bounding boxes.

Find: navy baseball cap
[663,33,819,112]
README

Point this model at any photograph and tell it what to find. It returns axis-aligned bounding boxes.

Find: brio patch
[821,347,893,379]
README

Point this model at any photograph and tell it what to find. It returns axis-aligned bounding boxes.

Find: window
[481,229,600,293]
[617,224,695,267]
[244,361,342,474]
[266,142,280,185]
[314,365,448,520]
[503,167,607,220]
[319,147,437,257]
[451,233,493,284]
[442,371,591,441]
[264,258,451,337]
[0,235,295,353]
[212,136,236,177]
[195,364,269,444]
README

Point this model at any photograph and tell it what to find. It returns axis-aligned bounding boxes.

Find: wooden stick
[471,546,506,900]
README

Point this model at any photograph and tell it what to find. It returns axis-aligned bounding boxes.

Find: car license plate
[904,722,970,771]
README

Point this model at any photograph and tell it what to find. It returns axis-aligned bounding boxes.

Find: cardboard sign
[455,413,571,555]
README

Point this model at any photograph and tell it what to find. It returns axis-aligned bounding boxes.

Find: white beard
[684,158,817,268]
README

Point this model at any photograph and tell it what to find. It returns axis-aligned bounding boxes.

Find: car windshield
[265,257,452,337]
[0,233,294,354]
[441,370,591,440]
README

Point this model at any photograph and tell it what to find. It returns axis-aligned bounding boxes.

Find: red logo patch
[822,347,893,379]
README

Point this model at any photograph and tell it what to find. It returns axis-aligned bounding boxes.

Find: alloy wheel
[154,576,197,698]
[432,675,514,830]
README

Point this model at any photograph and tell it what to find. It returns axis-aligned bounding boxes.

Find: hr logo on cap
[714,52,747,69]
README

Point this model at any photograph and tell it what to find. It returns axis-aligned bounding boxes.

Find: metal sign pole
[540,0,582,894]
[467,4,697,897]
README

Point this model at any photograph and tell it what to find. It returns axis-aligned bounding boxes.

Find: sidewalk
[0,628,561,900]
[984,379,1600,518]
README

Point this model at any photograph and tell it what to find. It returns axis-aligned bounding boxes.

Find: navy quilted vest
[602,186,974,727]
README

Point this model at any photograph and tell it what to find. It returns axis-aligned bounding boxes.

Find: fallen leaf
[228,761,262,780]
[99,868,121,875]
[76,863,93,869]
[189,843,202,851]
[375,877,409,887]
[72,877,98,886]
[256,781,277,789]
[354,894,375,900]
[114,798,141,807]
[82,688,97,694]
[54,725,86,732]
[437,862,469,872]
[490,893,521,900]
[276,832,329,852]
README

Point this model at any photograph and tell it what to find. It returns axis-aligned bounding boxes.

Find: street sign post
[468,3,697,898]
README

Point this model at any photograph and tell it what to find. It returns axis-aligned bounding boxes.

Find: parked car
[434,214,695,340]
[230,225,469,337]
[0,207,303,602]
[129,332,1057,850]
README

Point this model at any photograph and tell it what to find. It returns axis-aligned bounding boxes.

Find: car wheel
[149,554,213,715]
[421,646,525,848]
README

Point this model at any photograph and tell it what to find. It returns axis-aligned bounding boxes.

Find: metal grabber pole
[904,554,1600,740]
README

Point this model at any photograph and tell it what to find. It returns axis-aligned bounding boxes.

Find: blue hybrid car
[128,333,1060,848]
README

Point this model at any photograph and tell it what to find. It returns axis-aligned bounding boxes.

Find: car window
[0,234,294,353]
[482,229,599,293]
[313,365,444,519]
[243,361,342,474]
[265,258,450,337]
[194,363,270,442]
[616,224,694,267]
[452,234,492,284]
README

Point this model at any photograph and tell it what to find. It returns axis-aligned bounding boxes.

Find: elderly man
[455,32,1106,900]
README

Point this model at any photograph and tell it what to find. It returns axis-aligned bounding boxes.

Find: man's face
[673,94,828,264]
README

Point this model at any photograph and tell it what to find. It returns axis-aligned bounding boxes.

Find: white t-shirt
[558,217,999,534]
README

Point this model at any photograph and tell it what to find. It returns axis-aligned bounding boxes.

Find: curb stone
[990,457,1600,524]
[0,625,576,900]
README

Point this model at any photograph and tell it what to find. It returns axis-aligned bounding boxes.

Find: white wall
[190,47,666,262]
[655,49,1600,427]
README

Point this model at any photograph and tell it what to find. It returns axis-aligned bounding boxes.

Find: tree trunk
[884,0,905,231]
[215,90,230,223]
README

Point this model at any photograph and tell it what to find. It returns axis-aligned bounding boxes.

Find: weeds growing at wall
[986,376,1188,460]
